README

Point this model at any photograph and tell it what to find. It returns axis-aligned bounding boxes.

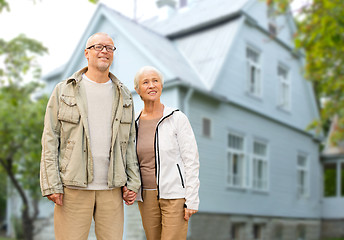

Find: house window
[253,224,264,240]
[267,3,277,36]
[274,224,283,240]
[323,163,337,197]
[227,133,246,188]
[202,117,211,137]
[252,141,268,191]
[297,225,306,240]
[278,65,290,109]
[297,154,308,197]
[231,223,244,240]
[246,47,261,97]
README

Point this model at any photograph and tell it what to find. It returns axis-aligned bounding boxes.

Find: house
[321,115,344,239]
[7,0,327,239]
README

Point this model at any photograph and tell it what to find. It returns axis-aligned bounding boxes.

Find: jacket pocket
[176,164,185,188]
[120,100,132,124]
[60,140,75,173]
[58,95,80,124]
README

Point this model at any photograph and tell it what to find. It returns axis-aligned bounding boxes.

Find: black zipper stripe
[155,128,160,199]
[176,164,185,188]
[154,109,179,200]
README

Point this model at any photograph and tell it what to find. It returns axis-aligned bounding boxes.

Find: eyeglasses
[87,44,116,53]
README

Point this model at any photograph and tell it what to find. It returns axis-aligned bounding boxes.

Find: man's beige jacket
[40,67,141,196]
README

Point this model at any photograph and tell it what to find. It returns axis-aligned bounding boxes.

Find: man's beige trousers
[138,190,188,240]
[54,187,123,240]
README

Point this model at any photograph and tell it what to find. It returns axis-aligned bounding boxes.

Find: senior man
[40,32,140,240]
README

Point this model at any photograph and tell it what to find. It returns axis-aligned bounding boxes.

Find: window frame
[267,3,278,36]
[226,132,247,189]
[246,46,262,98]
[297,153,309,198]
[202,117,212,138]
[277,64,291,110]
[251,139,269,192]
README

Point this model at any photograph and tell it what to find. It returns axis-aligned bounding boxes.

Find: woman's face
[136,70,163,102]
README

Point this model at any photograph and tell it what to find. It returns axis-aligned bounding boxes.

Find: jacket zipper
[154,110,179,199]
[176,164,185,188]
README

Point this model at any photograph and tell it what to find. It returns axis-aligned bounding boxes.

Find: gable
[45,3,203,91]
[212,18,319,132]
[243,0,297,48]
[174,17,243,90]
[144,0,250,37]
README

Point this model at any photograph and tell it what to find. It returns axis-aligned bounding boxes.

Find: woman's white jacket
[135,106,200,210]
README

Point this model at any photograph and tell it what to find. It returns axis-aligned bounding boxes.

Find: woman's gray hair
[134,66,164,90]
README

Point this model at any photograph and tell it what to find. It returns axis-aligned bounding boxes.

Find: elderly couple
[40,32,200,240]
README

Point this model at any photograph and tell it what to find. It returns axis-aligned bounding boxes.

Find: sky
[0,0,307,77]
[0,0,159,75]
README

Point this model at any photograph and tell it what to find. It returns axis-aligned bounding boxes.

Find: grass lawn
[0,238,14,240]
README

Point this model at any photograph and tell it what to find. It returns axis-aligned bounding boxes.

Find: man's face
[85,34,114,72]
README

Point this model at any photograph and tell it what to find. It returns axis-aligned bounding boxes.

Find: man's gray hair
[134,66,164,90]
[85,32,112,49]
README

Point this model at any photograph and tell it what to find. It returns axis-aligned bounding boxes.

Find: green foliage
[0,170,6,221]
[0,34,48,85]
[296,0,344,141]
[0,0,9,13]
[269,0,344,142]
[0,34,48,240]
[0,82,48,198]
[11,217,24,240]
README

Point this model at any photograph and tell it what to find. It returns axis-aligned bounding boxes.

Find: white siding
[187,94,321,218]
[214,23,318,132]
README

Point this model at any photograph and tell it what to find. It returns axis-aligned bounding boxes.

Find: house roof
[143,0,250,37]
[174,17,242,90]
[323,115,344,156]
[101,4,203,89]
[42,0,252,90]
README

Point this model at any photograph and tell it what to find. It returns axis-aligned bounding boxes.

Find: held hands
[47,193,64,206]
[122,186,137,205]
[184,208,198,221]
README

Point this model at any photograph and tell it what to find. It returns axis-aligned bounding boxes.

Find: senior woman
[131,66,200,240]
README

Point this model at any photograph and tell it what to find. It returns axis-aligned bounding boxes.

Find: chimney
[156,0,177,8]
[156,0,177,20]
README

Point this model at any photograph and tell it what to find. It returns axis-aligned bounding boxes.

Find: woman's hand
[184,208,198,221]
[122,186,137,205]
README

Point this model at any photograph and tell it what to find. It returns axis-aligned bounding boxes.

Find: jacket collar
[66,67,123,88]
[135,106,179,122]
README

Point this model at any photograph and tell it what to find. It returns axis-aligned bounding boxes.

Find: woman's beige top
[137,118,160,190]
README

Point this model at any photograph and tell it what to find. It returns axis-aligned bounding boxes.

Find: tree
[0,34,48,240]
[0,1,98,239]
[0,0,9,12]
[269,0,344,142]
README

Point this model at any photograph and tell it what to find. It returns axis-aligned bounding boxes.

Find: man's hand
[47,193,64,206]
[184,208,198,221]
[122,186,137,205]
